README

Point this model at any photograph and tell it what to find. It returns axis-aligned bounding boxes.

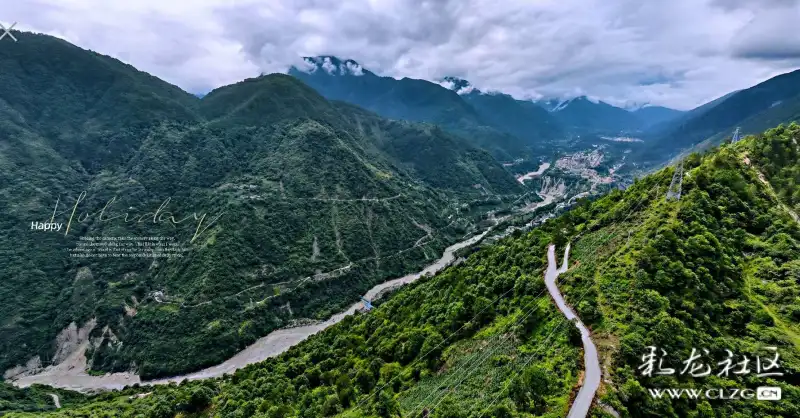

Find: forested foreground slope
[0,32,522,380]
[8,124,798,417]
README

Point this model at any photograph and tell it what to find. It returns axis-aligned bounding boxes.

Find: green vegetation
[642,69,800,164]
[8,124,798,417]
[0,33,523,379]
[288,57,562,161]
[0,382,86,413]
[564,123,800,417]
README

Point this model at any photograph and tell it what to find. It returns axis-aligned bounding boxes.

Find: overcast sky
[6,0,800,110]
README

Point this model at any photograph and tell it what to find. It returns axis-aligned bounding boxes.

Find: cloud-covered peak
[537,95,606,111]
[299,56,366,76]
[621,101,652,111]
[8,0,800,109]
[439,76,475,95]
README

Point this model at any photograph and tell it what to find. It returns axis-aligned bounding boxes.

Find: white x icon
[0,22,18,42]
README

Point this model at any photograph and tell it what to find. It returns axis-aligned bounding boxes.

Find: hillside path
[544,244,601,418]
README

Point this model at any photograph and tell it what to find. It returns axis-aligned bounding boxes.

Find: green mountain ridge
[288,57,562,161]
[0,32,522,380]
[460,90,564,151]
[641,69,800,164]
[541,96,646,134]
[8,123,798,417]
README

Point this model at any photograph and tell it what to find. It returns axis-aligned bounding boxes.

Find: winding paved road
[544,244,601,418]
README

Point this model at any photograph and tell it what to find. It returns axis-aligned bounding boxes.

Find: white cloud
[456,85,475,95]
[298,58,318,73]
[344,61,364,76]
[5,0,800,108]
[438,79,456,90]
[321,57,337,74]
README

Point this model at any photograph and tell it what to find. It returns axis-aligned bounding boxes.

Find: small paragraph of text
[69,236,190,259]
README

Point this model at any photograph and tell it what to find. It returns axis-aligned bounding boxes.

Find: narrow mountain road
[544,244,601,418]
[49,393,61,408]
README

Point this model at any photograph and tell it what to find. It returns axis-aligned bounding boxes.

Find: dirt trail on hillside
[743,155,799,224]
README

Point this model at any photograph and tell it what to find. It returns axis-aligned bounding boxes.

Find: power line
[477,181,663,416]
[418,181,662,416]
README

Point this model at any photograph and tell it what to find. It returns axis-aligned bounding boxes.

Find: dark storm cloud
[735,44,800,61]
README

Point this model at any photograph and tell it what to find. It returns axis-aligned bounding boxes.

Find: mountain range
[537,96,649,133]
[291,56,800,173]
[1,29,800,418]
[290,57,684,163]
[638,70,800,164]
[0,32,523,380]
[289,57,542,162]
[7,121,798,417]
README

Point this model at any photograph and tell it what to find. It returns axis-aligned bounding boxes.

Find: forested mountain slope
[459,90,564,150]
[288,57,560,161]
[542,96,644,134]
[646,91,739,137]
[0,32,522,380]
[639,69,800,165]
[15,124,798,417]
[630,106,684,128]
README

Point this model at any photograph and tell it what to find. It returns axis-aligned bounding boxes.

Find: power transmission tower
[731,127,741,143]
[666,161,683,201]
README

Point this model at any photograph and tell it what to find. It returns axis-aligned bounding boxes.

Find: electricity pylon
[666,161,683,201]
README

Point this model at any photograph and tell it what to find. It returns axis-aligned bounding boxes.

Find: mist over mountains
[291,55,800,175]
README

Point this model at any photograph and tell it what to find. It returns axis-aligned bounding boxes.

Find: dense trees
[0,33,524,379]
[3,31,800,418]
[5,125,799,417]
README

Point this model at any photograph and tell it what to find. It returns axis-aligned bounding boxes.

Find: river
[11,228,494,391]
[148,229,492,385]
[544,244,601,418]
[516,162,551,183]
[12,198,560,392]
